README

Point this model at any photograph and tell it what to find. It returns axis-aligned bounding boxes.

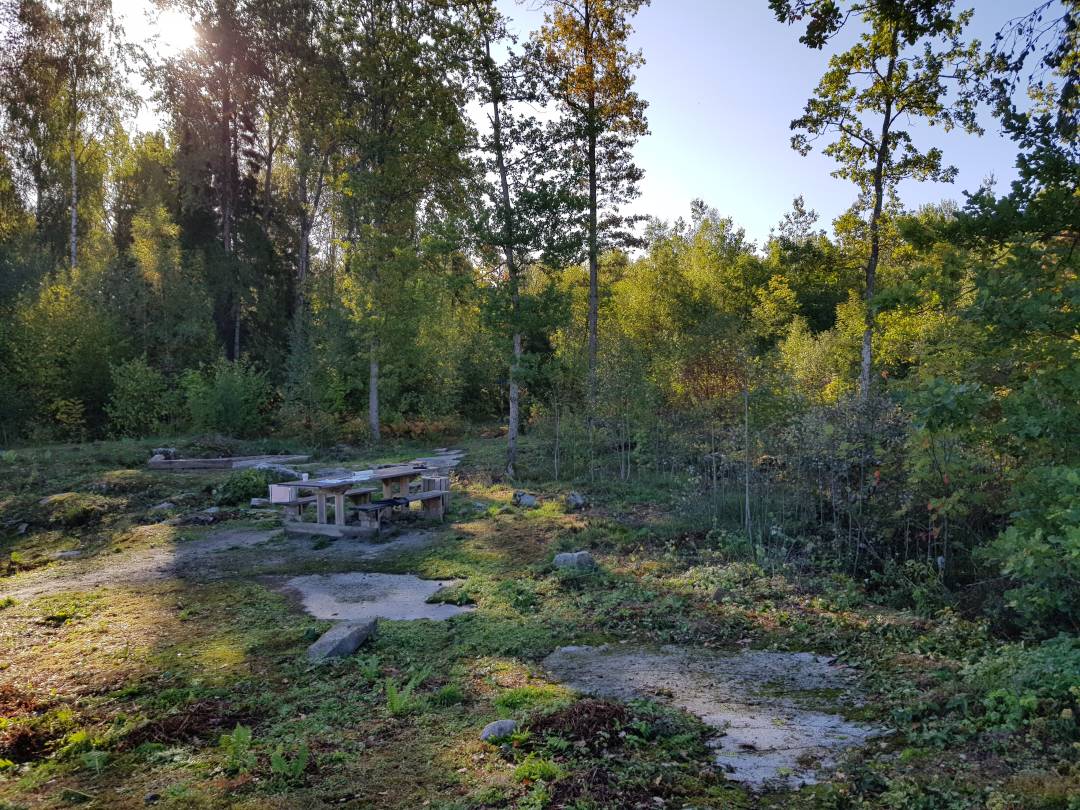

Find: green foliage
[214,467,295,506]
[513,753,562,783]
[182,359,270,438]
[269,742,309,785]
[493,685,565,716]
[105,357,171,438]
[984,466,1080,633]
[218,724,256,775]
[79,749,109,775]
[383,666,432,716]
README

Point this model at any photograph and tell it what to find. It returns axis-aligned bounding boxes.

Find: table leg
[316,493,328,524]
[334,492,346,526]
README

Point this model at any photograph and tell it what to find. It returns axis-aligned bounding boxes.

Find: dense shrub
[214,468,295,506]
[182,359,270,438]
[106,358,171,438]
[984,466,1080,635]
[962,635,1080,737]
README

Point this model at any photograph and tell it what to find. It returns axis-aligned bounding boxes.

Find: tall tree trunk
[585,11,599,420]
[264,115,275,217]
[233,300,241,361]
[586,122,598,409]
[743,383,752,540]
[297,221,309,310]
[68,63,78,273]
[860,33,898,402]
[222,62,238,359]
[368,337,380,443]
[295,155,327,315]
[69,139,77,272]
[484,35,522,478]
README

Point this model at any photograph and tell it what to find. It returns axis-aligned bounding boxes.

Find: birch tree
[471,1,580,477]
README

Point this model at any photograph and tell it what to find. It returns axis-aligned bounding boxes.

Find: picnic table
[273,452,460,537]
[273,477,378,528]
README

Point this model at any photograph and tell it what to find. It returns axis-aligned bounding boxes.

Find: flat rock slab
[307,619,377,661]
[285,572,474,622]
[543,644,885,791]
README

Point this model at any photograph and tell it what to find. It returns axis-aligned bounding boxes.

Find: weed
[218,724,256,775]
[355,655,381,682]
[79,749,108,775]
[384,666,432,716]
[269,742,310,785]
[514,753,562,783]
[432,683,466,706]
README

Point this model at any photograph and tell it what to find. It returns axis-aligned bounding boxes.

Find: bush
[106,358,171,438]
[962,635,1080,737]
[214,468,295,506]
[182,359,270,438]
[984,465,1080,635]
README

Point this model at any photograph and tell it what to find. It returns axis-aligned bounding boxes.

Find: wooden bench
[281,495,317,521]
[281,487,375,522]
[350,490,449,528]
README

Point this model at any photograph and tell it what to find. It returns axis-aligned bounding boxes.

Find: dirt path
[0,528,437,602]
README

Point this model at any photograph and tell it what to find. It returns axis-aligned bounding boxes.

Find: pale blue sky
[500,0,1031,242]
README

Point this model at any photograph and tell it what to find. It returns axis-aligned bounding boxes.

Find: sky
[116,0,1032,244]
[499,0,1029,243]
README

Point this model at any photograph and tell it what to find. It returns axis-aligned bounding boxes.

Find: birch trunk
[483,34,523,479]
[860,31,898,402]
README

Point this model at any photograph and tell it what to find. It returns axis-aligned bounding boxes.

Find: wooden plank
[334,491,346,526]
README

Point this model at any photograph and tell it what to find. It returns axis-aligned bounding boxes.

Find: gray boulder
[553,550,598,570]
[249,497,271,508]
[173,510,217,526]
[512,491,539,509]
[253,462,301,479]
[479,719,517,741]
[148,501,176,513]
[52,550,82,560]
[152,447,179,460]
[565,491,588,511]
[306,619,377,661]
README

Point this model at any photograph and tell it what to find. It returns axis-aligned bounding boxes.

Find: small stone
[512,491,538,508]
[16,522,28,535]
[53,550,82,560]
[60,788,94,804]
[144,793,161,805]
[565,491,588,511]
[479,719,517,742]
[306,619,378,661]
[250,497,270,508]
[553,551,597,570]
[148,502,175,513]
[205,506,221,514]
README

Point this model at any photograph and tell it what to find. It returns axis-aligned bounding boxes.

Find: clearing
[0,436,1075,808]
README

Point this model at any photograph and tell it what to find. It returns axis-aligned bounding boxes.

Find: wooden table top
[280,478,378,492]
